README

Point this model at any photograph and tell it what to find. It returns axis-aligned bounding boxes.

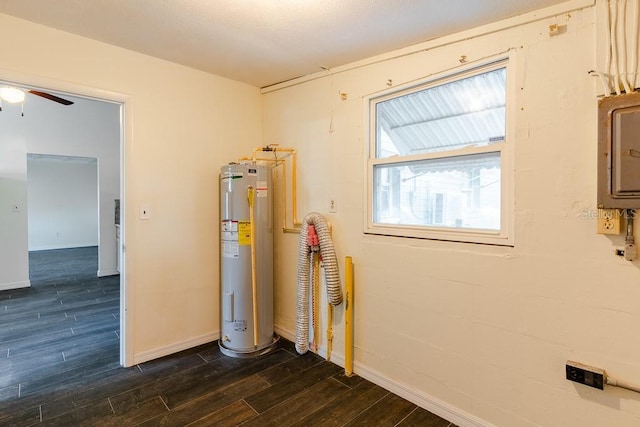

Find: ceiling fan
[0,86,74,115]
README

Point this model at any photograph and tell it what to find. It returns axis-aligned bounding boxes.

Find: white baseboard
[275,324,346,366]
[132,331,220,365]
[29,243,98,251]
[0,280,31,291]
[97,269,119,277]
[274,324,491,427]
[354,363,494,427]
[274,324,295,342]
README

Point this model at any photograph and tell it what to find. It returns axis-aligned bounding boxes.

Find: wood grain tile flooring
[0,247,455,426]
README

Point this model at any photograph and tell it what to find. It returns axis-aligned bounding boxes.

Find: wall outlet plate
[566,360,605,390]
[596,208,621,234]
[139,205,150,220]
[329,198,337,213]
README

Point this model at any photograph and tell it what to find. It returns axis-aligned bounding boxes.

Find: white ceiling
[0,0,569,88]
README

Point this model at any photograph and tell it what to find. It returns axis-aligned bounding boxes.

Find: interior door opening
[0,80,126,366]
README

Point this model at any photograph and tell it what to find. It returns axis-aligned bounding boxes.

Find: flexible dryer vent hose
[296,212,342,354]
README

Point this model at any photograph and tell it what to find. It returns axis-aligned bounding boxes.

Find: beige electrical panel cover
[597,92,640,209]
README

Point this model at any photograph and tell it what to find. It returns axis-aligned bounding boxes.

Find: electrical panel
[598,92,640,209]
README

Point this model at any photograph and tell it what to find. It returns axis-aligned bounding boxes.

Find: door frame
[0,70,133,367]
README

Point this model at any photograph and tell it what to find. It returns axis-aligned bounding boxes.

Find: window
[366,61,512,245]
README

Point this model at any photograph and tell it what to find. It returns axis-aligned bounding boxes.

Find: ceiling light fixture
[0,86,26,103]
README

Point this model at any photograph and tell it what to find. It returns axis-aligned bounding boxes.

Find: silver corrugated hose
[295,222,311,355]
[295,212,343,355]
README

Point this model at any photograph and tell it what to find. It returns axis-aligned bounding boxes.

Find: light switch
[329,198,337,213]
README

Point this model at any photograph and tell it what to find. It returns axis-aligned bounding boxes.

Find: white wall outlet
[329,198,337,213]
[596,208,621,234]
[139,205,150,220]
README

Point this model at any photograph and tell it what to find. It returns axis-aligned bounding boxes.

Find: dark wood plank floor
[0,247,455,426]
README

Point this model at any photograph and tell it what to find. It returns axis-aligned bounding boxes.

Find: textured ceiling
[0,0,570,88]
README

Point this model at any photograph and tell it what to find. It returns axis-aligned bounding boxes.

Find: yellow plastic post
[327,303,333,362]
[247,186,258,348]
[312,251,320,353]
[345,256,354,376]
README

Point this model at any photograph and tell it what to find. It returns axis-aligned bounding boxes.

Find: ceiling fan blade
[28,90,74,105]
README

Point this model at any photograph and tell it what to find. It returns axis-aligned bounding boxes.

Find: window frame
[365,58,514,246]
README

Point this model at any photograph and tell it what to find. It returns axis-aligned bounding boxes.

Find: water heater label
[221,220,238,235]
[221,220,240,258]
[234,320,247,331]
[222,241,239,258]
[256,180,268,198]
[238,221,251,245]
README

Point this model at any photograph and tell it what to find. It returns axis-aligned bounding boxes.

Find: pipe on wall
[598,0,640,94]
[240,145,302,233]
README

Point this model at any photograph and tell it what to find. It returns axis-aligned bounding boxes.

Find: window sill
[364,225,514,247]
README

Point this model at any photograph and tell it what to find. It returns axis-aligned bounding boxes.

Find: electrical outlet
[566,360,605,390]
[597,208,621,234]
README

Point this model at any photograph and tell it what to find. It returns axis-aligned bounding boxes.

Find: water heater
[219,163,277,357]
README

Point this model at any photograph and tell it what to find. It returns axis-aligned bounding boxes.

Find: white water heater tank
[219,163,277,357]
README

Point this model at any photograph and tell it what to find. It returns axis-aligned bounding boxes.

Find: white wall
[0,13,262,365]
[263,2,640,427]
[0,143,29,290]
[27,155,99,251]
[26,95,120,276]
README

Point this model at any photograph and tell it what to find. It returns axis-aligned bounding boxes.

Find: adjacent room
[1,0,640,426]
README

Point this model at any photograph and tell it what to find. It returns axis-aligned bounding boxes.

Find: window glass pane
[376,67,506,158]
[373,152,501,230]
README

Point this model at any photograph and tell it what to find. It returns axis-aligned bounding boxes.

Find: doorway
[0,82,127,365]
[27,154,99,257]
